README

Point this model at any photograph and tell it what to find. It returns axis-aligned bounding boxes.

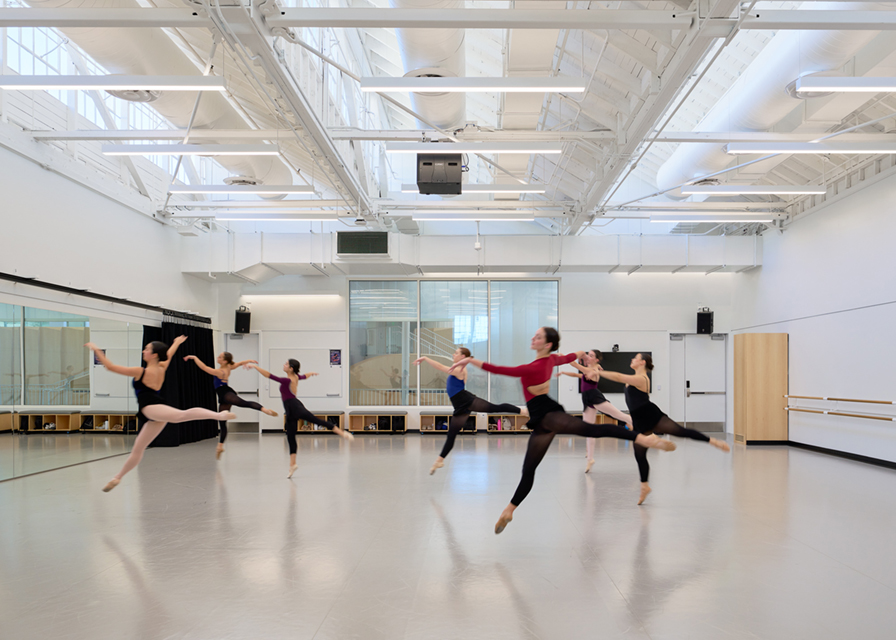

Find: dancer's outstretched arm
[232,359,257,368]
[85,343,142,378]
[557,370,583,379]
[448,357,484,373]
[599,370,649,391]
[246,363,272,379]
[162,336,187,369]
[183,355,224,377]
[413,356,451,373]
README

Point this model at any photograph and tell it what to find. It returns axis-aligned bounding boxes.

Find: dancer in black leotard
[86,338,237,492]
[247,359,353,478]
[184,352,278,459]
[598,353,730,505]
[558,349,632,473]
[450,327,676,534]
[415,347,527,475]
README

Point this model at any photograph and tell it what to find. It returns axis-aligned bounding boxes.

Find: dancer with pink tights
[86,337,237,492]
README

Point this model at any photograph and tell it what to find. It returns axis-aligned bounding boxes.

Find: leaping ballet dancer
[246,360,353,479]
[86,337,238,492]
[598,353,730,505]
[557,349,633,473]
[449,327,676,534]
[184,352,278,459]
[415,348,528,475]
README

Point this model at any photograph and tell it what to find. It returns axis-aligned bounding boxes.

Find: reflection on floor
[0,432,134,480]
[1,433,894,639]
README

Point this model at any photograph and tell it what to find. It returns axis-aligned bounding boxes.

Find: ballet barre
[784,407,895,422]
[784,395,894,405]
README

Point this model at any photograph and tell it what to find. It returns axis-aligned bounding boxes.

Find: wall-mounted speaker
[697,311,714,335]
[235,307,251,334]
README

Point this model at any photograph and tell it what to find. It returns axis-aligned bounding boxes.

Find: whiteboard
[268,349,343,399]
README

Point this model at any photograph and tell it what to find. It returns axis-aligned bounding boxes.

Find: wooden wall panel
[734,333,789,442]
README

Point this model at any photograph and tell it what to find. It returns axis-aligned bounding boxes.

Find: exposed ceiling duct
[25,0,293,189]
[656,2,886,195]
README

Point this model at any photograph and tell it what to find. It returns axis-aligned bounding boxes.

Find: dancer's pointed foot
[287,464,298,479]
[638,483,652,505]
[216,443,225,460]
[709,437,730,453]
[262,407,278,417]
[519,406,529,417]
[102,478,120,493]
[221,411,237,421]
[642,434,676,452]
[429,458,445,475]
[495,507,514,535]
[585,458,595,474]
[335,427,354,442]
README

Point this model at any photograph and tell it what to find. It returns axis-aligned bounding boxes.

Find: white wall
[731,174,896,461]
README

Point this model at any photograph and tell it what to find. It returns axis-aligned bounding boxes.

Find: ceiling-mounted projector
[417,153,462,195]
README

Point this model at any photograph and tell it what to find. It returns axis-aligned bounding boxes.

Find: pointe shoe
[287,464,298,479]
[262,408,278,417]
[638,484,652,505]
[429,459,444,475]
[216,444,225,460]
[221,412,237,421]
[495,512,513,535]
[585,458,595,474]
[644,435,676,452]
[102,478,120,493]
[710,438,731,453]
[337,428,354,442]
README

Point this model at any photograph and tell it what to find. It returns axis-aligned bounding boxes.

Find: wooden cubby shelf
[17,412,82,433]
[348,411,407,434]
[487,414,530,434]
[279,412,345,433]
[419,411,475,434]
[79,413,137,433]
[0,411,14,433]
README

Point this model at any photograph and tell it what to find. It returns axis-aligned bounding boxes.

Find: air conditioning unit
[336,231,389,255]
[417,153,462,195]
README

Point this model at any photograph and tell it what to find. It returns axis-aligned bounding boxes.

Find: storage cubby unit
[0,411,14,432]
[279,412,345,433]
[419,411,476,433]
[348,412,407,434]
[487,414,530,433]
[79,414,137,433]
[20,412,81,433]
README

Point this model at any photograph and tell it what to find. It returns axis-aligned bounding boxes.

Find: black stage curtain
[142,322,217,447]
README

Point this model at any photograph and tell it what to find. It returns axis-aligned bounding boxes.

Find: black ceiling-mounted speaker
[417,153,462,195]
[235,306,251,334]
[697,311,714,335]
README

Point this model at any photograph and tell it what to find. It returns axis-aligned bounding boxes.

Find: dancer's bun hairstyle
[288,359,301,375]
[149,341,169,362]
[542,327,561,352]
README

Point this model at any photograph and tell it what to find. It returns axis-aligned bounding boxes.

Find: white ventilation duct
[656,2,885,194]
[389,0,466,130]
[25,0,293,188]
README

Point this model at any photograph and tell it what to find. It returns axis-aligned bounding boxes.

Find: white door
[683,334,726,431]
[224,333,260,425]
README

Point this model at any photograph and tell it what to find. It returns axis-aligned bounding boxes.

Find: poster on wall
[329,349,342,366]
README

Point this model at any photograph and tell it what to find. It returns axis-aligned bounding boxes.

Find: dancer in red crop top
[450,327,676,534]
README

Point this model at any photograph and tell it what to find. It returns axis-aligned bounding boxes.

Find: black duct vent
[417,153,462,195]
[337,231,389,255]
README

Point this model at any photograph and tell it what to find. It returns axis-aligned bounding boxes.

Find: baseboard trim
[747,439,896,470]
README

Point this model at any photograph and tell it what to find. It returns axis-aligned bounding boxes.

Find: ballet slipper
[262,408,278,417]
[429,458,445,475]
[216,443,225,460]
[638,484,652,505]
[336,427,354,442]
[519,407,530,417]
[287,464,298,479]
[709,438,731,453]
[221,411,237,421]
[495,509,514,535]
[585,458,595,474]
[642,434,676,452]
[102,478,120,493]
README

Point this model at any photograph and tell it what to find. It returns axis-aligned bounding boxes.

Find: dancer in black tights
[247,359,353,478]
[598,353,730,505]
[184,352,278,459]
[450,327,676,534]
[415,348,527,475]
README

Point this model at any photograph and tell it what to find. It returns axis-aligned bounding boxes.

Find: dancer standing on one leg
[86,337,237,492]
[558,349,632,473]
[598,353,730,505]
[184,352,278,460]
[246,360,353,479]
[449,327,676,534]
[415,348,528,476]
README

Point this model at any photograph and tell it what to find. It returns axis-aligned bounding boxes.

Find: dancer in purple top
[247,359,353,478]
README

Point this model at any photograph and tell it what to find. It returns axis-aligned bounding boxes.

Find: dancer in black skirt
[86,338,237,492]
[598,353,730,505]
[450,328,676,534]
[184,352,278,459]
[415,348,527,475]
[247,360,353,478]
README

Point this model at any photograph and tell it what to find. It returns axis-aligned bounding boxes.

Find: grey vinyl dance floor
[1,432,894,639]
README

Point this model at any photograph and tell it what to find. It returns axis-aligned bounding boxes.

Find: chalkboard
[594,351,652,394]
[268,348,343,399]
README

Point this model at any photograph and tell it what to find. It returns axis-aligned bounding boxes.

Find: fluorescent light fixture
[168,185,314,195]
[681,184,827,195]
[170,200,343,208]
[103,144,280,156]
[386,142,563,154]
[400,183,546,194]
[649,214,777,223]
[726,142,896,155]
[360,77,586,93]
[169,210,342,217]
[213,214,340,222]
[411,213,535,221]
[0,75,227,91]
[795,76,896,93]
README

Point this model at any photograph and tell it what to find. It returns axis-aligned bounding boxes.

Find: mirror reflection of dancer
[415,348,528,475]
[247,360,353,479]
[558,349,633,473]
[86,338,237,492]
[598,353,730,505]
[184,352,278,459]
[450,327,676,534]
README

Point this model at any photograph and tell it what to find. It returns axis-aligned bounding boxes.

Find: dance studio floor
[1,432,894,639]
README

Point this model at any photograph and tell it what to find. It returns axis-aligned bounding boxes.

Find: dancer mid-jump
[415,348,527,475]
[184,352,278,459]
[86,337,237,492]
[558,349,632,473]
[450,327,676,534]
[247,360,353,478]
[598,353,730,505]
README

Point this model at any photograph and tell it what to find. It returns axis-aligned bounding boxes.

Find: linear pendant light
[0,75,227,91]
[726,142,896,155]
[213,215,340,222]
[360,77,586,93]
[386,142,563,154]
[794,77,896,93]
[649,214,777,223]
[410,212,535,221]
[170,211,341,219]
[103,144,280,156]
[400,183,546,194]
[169,185,315,195]
[681,185,826,195]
